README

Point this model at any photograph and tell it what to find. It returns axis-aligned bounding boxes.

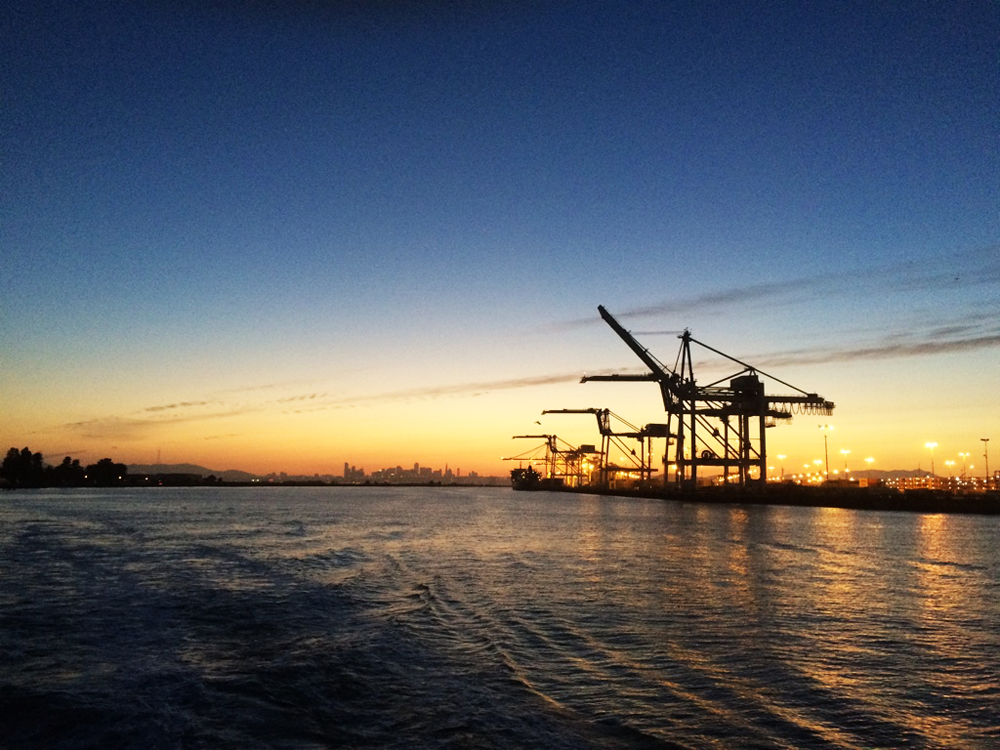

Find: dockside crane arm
[580,373,658,383]
[542,408,611,435]
[511,434,557,452]
[597,305,673,379]
[592,306,687,411]
[685,334,835,415]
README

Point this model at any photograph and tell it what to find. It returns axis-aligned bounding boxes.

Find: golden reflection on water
[913,512,986,625]
[575,496,605,570]
[179,491,995,749]
[758,509,992,748]
[648,506,876,749]
[724,507,749,580]
[739,509,870,743]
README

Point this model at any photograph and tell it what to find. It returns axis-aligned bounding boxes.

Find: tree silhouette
[2,447,45,487]
[49,456,86,486]
[85,458,128,486]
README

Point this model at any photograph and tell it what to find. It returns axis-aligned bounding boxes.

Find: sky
[3,0,998,478]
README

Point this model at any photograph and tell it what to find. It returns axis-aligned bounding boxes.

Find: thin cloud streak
[52,272,998,437]
[282,372,594,413]
[552,281,811,329]
[753,333,1000,369]
[60,407,271,441]
[61,314,998,436]
[56,372,593,434]
[144,400,215,412]
[585,310,1000,375]
[558,244,999,328]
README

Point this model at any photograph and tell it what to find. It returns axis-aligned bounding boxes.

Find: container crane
[540,408,663,487]
[504,434,596,488]
[583,305,834,489]
[505,434,558,480]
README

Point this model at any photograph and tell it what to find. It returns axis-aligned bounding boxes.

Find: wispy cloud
[575,308,1000,377]
[61,416,163,442]
[57,371,591,434]
[754,334,1000,369]
[562,244,999,328]
[53,249,998,438]
[750,317,1000,369]
[62,307,998,437]
[278,372,590,413]
[143,400,215,412]
[628,281,820,320]
[60,405,269,441]
[276,393,329,403]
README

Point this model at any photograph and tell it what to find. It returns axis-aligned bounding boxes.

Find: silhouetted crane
[583,305,834,489]
[541,408,662,487]
[504,434,596,487]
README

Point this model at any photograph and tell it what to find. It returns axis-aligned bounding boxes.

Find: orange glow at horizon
[3,332,996,478]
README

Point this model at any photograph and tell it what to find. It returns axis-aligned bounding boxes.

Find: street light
[982,438,990,488]
[925,442,937,477]
[840,448,851,472]
[819,425,834,477]
[865,457,874,474]
[777,454,786,479]
[944,459,955,477]
[959,452,969,478]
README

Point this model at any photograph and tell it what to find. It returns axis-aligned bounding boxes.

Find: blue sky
[3,1,998,475]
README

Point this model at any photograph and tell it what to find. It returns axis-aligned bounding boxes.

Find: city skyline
[6,428,993,487]
[4,1,997,477]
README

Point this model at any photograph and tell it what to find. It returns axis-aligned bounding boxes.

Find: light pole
[777,454,786,479]
[840,449,851,472]
[819,425,833,477]
[959,452,969,478]
[865,457,874,474]
[944,460,955,478]
[983,438,990,489]
[925,442,937,478]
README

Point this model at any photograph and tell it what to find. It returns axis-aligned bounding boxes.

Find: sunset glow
[3,2,997,478]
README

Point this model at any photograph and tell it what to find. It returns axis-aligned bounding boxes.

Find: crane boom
[597,305,671,379]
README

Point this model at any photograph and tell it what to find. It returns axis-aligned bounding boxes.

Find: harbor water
[2,486,998,749]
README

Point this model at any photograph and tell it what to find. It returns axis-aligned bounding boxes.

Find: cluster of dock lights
[510,422,992,491]
[767,429,993,489]
[766,425,868,484]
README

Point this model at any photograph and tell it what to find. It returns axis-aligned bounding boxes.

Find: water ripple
[2,488,998,748]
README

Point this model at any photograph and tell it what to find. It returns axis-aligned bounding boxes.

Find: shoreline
[520,483,1000,515]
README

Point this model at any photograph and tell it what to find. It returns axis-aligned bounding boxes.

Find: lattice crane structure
[583,305,834,489]
[540,408,666,487]
[503,434,597,488]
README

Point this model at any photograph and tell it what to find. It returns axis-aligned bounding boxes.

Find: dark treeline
[1,447,127,488]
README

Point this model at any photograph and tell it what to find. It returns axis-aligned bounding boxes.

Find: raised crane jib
[542,408,613,435]
[597,305,672,379]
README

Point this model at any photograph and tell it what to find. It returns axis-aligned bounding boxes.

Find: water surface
[2,487,998,748]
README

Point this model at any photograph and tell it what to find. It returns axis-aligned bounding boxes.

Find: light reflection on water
[1,487,998,749]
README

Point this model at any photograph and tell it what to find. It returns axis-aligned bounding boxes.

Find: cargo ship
[509,466,564,491]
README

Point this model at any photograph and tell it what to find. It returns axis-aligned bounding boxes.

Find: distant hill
[128,463,260,482]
